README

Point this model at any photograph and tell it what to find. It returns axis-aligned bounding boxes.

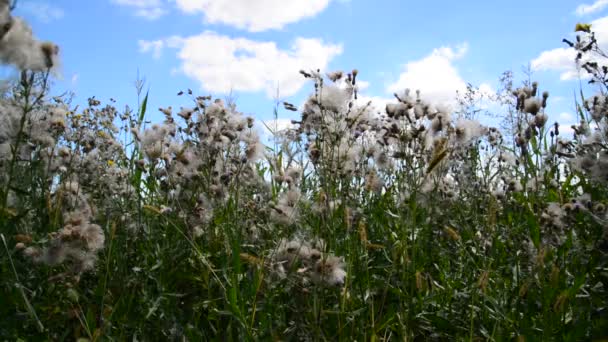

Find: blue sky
[7,0,608,134]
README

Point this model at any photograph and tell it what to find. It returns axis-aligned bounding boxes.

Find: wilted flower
[311,255,347,286]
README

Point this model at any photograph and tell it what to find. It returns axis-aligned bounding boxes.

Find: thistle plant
[0,6,607,341]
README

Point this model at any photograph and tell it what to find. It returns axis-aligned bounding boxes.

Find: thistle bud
[542,91,549,108]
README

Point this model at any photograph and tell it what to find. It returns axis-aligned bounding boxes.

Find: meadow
[1,2,607,340]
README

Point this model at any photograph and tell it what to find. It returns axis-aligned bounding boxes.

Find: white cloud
[142,31,342,97]
[356,80,370,92]
[576,0,608,16]
[591,16,608,45]
[20,2,64,23]
[71,73,79,85]
[174,0,332,31]
[386,43,469,106]
[531,16,608,80]
[111,0,166,20]
[531,47,579,80]
[138,39,164,59]
[559,112,575,122]
[478,83,494,96]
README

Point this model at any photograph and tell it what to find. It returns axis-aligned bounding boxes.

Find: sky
[5,0,608,136]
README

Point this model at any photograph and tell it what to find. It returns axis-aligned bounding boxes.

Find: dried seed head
[523,98,541,115]
[40,42,58,68]
[444,226,461,241]
[0,18,12,39]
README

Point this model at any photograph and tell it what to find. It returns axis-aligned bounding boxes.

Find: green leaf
[138,89,149,129]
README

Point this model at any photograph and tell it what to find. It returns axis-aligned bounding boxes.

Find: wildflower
[498,151,517,166]
[270,188,302,225]
[192,225,204,238]
[0,16,60,70]
[81,223,105,251]
[373,149,392,170]
[523,98,541,115]
[285,167,302,183]
[454,119,485,144]
[326,70,343,82]
[534,113,548,128]
[40,41,58,68]
[542,91,549,108]
[23,246,41,259]
[159,106,172,116]
[177,107,196,120]
[312,256,347,286]
[364,170,383,194]
[245,140,265,161]
[507,178,523,192]
[385,103,409,118]
[318,83,351,113]
[431,114,447,133]
[540,202,566,229]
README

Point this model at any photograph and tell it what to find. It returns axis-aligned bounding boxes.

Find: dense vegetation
[1,2,607,340]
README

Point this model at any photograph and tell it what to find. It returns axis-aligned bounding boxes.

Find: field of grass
[1,4,608,341]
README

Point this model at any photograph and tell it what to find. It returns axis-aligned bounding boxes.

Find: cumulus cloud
[138,39,165,59]
[174,0,332,31]
[386,43,469,106]
[576,0,608,16]
[559,112,575,122]
[19,2,64,23]
[531,47,579,80]
[111,0,166,20]
[531,16,608,80]
[140,31,342,97]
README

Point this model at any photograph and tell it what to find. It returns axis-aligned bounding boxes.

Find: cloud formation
[139,32,342,97]
[531,47,579,80]
[531,16,608,80]
[138,39,165,59]
[20,2,64,23]
[576,0,608,16]
[174,0,332,31]
[386,43,469,106]
[111,0,166,20]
